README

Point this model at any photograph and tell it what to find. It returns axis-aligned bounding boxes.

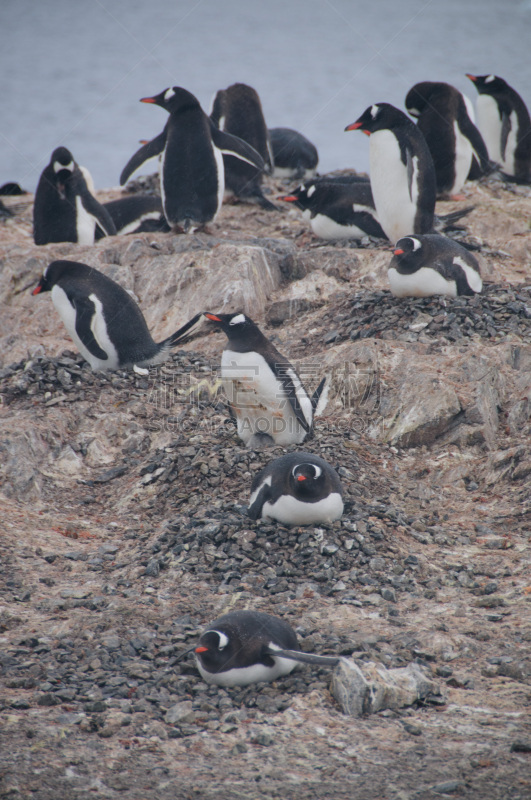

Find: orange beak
[32,284,43,295]
[195,646,208,654]
[297,475,307,482]
[465,74,477,82]
[279,195,298,202]
[394,248,404,255]
[140,96,157,103]
[205,313,222,322]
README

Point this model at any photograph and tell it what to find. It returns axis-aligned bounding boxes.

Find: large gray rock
[331,659,440,716]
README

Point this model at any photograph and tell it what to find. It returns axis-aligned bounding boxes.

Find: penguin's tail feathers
[435,205,475,232]
[163,312,206,348]
[266,646,339,667]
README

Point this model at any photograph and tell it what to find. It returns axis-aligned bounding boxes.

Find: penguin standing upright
[388,234,482,297]
[345,103,437,242]
[466,74,531,183]
[120,87,265,232]
[204,311,326,449]
[32,260,202,370]
[405,82,490,197]
[210,83,276,209]
[191,610,339,687]
[248,452,344,525]
[269,127,319,180]
[279,175,386,240]
[33,147,116,245]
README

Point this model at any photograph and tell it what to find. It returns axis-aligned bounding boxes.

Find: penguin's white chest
[195,654,296,687]
[369,130,417,242]
[310,212,366,240]
[50,286,119,370]
[453,120,473,194]
[476,95,503,164]
[262,492,344,526]
[388,266,458,297]
[221,349,311,445]
[75,196,97,245]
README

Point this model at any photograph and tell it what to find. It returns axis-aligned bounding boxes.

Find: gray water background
[2,0,531,192]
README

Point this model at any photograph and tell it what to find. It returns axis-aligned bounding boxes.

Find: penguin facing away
[388,234,482,297]
[120,87,265,232]
[280,175,386,240]
[32,260,202,370]
[248,452,344,526]
[269,127,319,180]
[345,103,437,242]
[191,610,339,687]
[210,82,276,210]
[33,147,116,245]
[466,74,531,183]
[405,81,491,197]
[204,311,327,449]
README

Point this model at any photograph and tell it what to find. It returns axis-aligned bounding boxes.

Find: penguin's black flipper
[311,377,329,416]
[500,111,512,163]
[247,482,272,520]
[80,192,117,238]
[264,647,340,667]
[162,312,206,348]
[120,128,168,186]
[457,111,491,175]
[273,364,312,433]
[435,205,475,232]
[210,125,265,171]
[71,294,109,362]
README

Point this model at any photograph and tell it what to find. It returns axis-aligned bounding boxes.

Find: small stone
[510,741,531,753]
[165,700,195,725]
[380,587,396,602]
[430,780,464,794]
[37,693,61,707]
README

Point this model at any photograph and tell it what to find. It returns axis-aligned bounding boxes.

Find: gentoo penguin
[98,195,170,236]
[210,83,276,210]
[204,312,327,449]
[33,147,116,245]
[248,452,344,526]
[120,87,265,232]
[280,175,386,240]
[466,74,531,183]
[32,260,202,370]
[269,127,319,180]
[0,182,27,196]
[405,82,490,197]
[191,610,339,687]
[388,234,482,297]
[345,103,437,242]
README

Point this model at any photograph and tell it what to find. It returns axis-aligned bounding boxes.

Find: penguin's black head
[466,74,508,95]
[345,103,409,135]
[278,182,315,209]
[49,146,76,196]
[141,86,200,113]
[194,629,233,672]
[291,462,325,494]
[391,236,425,272]
[204,311,257,336]
[32,259,88,295]
[405,82,455,118]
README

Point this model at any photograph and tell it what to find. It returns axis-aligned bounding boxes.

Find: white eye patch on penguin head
[293,463,322,482]
[229,313,246,326]
[370,104,380,120]
[164,87,176,101]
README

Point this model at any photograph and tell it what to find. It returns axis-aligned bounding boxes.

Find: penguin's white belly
[221,350,310,445]
[388,266,458,298]
[501,110,518,175]
[370,131,417,242]
[51,286,119,370]
[311,212,366,240]
[476,95,503,164]
[453,255,482,293]
[195,655,296,687]
[453,121,473,194]
[262,492,344,525]
[75,196,97,245]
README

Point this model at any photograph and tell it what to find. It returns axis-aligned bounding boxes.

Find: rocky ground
[0,174,530,800]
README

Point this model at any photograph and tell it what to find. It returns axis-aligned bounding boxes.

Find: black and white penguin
[388,234,482,297]
[405,82,491,197]
[33,147,116,245]
[345,103,437,242]
[204,311,327,448]
[120,87,265,232]
[269,127,319,180]
[466,74,531,183]
[248,452,344,526]
[32,260,202,370]
[192,610,339,687]
[210,82,276,210]
[98,195,170,236]
[279,175,385,240]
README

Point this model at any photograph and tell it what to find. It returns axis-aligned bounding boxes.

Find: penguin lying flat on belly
[280,175,385,240]
[210,82,276,210]
[248,452,344,525]
[98,195,170,236]
[32,260,202,370]
[466,73,531,183]
[120,86,265,232]
[188,610,339,687]
[345,103,437,242]
[388,234,482,297]
[204,311,327,449]
[33,147,116,245]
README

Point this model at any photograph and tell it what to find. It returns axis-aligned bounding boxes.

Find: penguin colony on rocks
[23,72,528,685]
